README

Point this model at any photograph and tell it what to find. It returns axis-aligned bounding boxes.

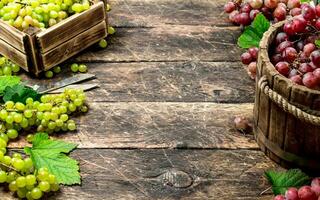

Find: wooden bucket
[254,21,320,172]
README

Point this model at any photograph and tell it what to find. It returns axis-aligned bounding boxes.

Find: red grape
[274,195,286,200]
[287,0,300,9]
[296,41,305,51]
[265,0,279,9]
[276,41,293,53]
[290,8,302,16]
[302,5,316,21]
[303,72,319,89]
[275,32,289,45]
[311,178,320,187]
[248,0,263,9]
[299,63,314,73]
[248,47,259,59]
[312,186,320,197]
[229,10,240,23]
[315,18,320,30]
[241,52,252,65]
[298,186,318,200]
[248,62,257,74]
[271,54,283,64]
[303,43,316,57]
[274,6,287,21]
[316,5,320,17]
[261,6,273,19]
[292,15,307,33]
[289,69,299,78]
[238,13,251,25]
[234,116,250,130]
[314,68,320,81]
[240,3,252,13]
[250,9,260,20]
[224,2,237,13]
[285,187,299,200]
[275,61,290,76]
[311,50,320,67]
[283,21,295,35]
[282,47,298,62]
[290,75,303,85]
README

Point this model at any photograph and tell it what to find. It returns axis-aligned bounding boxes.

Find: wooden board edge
[0,19,26,52]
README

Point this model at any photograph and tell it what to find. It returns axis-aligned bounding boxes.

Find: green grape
[55,119,63,127]
[26,175,36,186]
[3,66,12,75]
[68,103,76,112]
[67,122,76,131]
[99,39,107,48]
[0,171,7,183]
[0,133,8,143]
[70,63,79,72]
[17,188,27,198]
[16,176,26,187]
[6,171,17,183]
[53,66,61,73]
[11,64,20,72]
[50,183,60,191]
[80,105,88,112]
[5,115,14,124]
[106,3,111,11]
[9,180,18,191]
[26,134,34,143]
[15,102,25,111]
[12,158,25,170]
[13,113,23,123]
[60,114,68,122]
[5,101,14,109]
[78,64,87,73]
[37,170,49,181]
[45,70,53,78]
[7,129,18,139]
[48,174,56,184]
[0,150,4,160]
[26,191,33,200]
[24,110,33,118]
[0,138,7,148]
[108,26,115,34]
[24,157,33,170]
[2,156,11,165]
[48,121,56,129]
[0,110,7,120]
[12,153,22,159]
[26,97,34,105]
[31,187,43,199]
[39,181,50,191]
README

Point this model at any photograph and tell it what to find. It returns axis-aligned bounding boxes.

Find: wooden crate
[0,1,108,76]
[254,21,320,172]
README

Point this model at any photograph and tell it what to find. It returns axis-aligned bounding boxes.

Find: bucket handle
[258,76,320,126]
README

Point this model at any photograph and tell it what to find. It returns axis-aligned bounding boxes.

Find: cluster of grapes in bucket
[269,4,320,89]
[274,178,320,200]
[224,0,301,26]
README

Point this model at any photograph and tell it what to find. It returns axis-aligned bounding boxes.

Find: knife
[26,73,96,94]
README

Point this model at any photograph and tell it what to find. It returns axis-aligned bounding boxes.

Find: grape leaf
[3,84,41,103]
[315,40,320,48]
[24,133,80,185]
[237,13,270,49]
[0,76,20,95]
[265,169,310,195]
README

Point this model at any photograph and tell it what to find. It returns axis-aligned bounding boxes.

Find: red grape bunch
[224,0,302,26]
[274,177,320,200]
[269,3,320,89]
[241,47,259,79]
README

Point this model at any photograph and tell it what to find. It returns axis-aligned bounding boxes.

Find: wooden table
[2,0,282,199]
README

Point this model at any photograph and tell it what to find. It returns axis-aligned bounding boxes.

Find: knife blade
[47,83,99,94]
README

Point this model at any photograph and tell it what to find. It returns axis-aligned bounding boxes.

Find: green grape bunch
[0,56,20,76]
[0,0,92,31]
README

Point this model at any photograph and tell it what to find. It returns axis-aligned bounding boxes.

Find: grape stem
[260,186,272,195]
[0,162,23,175]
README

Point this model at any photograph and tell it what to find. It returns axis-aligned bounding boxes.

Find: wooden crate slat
[36,2,106,54]
[0,38,28,70]
[41,21,107,70]
[0,20,26,53]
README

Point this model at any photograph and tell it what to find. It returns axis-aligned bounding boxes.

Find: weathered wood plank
[0,38,28,70]
[0,19,26,52]
[108,0,231,27]
[9,102,257,149]
[22,61,254,103]
[75,26,242,62]
[41,21,107,70]
[1,149,277,200]
[37,2,106,53]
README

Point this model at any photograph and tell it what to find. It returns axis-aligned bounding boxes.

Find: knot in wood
[161,169,193,188]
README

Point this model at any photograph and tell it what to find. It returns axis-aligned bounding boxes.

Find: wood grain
[37,2,106,53]
[8,102,257,149]
[1,149,277,200]
[108,0,232,27]
[0,38,28,70]
[0,20,26,52]
[41,21,107,70]
[75,26,243,62]
[20,61,255,103]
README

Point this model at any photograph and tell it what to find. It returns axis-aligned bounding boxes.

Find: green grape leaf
[237,13,270,49]
[24,133,80,185]
[265,169,310,195]
[3,84,41,103]
[0,76,20,95]
[315,40,320,48]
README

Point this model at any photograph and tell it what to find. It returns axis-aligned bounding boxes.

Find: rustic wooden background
[2,0,283,199]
